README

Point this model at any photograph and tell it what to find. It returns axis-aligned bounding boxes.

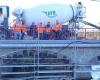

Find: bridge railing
[1,28,100,40]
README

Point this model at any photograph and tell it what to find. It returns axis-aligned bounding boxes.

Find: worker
[45,22,52,40]
[12,20,21,39]
[0,11,2,16]
[20,21,27,40]
[36,22,45,40]
[0,11,4,25]
[29,22,37,39]
[53,21,62,40]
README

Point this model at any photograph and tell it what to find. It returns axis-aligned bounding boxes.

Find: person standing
[53,21,62,40]
[36,22,45,40]
[29,22,37,39]
[45,22,52,40]
[12,20,21,39]
[20,21,27,40]
[0,10,4,25]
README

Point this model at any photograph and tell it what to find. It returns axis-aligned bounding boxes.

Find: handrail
[81,21,100,29]
[0,27,100,40]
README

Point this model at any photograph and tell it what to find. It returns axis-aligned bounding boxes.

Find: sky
[0,0,100,25]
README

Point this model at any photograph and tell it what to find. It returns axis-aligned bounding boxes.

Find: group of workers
[12,21,27,39]
[12,20,62,40]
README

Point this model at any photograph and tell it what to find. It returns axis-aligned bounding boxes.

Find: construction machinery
[0,2,100,80]
[12,2,85,27]
[0,2,85,40]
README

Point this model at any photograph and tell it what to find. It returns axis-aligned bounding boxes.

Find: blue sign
[43,10,57,18]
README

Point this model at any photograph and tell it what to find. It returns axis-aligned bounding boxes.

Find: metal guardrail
[77,28,100,40]
[1,28,100,40]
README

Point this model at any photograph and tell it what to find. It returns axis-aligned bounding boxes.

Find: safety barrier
[0,28,100,40]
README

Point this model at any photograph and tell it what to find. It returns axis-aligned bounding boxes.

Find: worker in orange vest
[12,20,21,39]
[37,22,45,40]
[20,21,27,40]
[53,21,62,40]
[45,22,52,40]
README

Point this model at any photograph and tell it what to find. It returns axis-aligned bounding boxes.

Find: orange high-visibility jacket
[53,23,62,31]
[21,24,27,32]
[12,23,21,32]
[37,25,45,33]
[45,28,52,33]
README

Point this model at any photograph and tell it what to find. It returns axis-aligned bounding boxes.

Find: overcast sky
[0,0,100,25]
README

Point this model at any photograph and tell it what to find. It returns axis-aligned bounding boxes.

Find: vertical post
[73,21,77,80]
[34,49,36,80]
[37,41,40,80]
[85,28,86,40]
